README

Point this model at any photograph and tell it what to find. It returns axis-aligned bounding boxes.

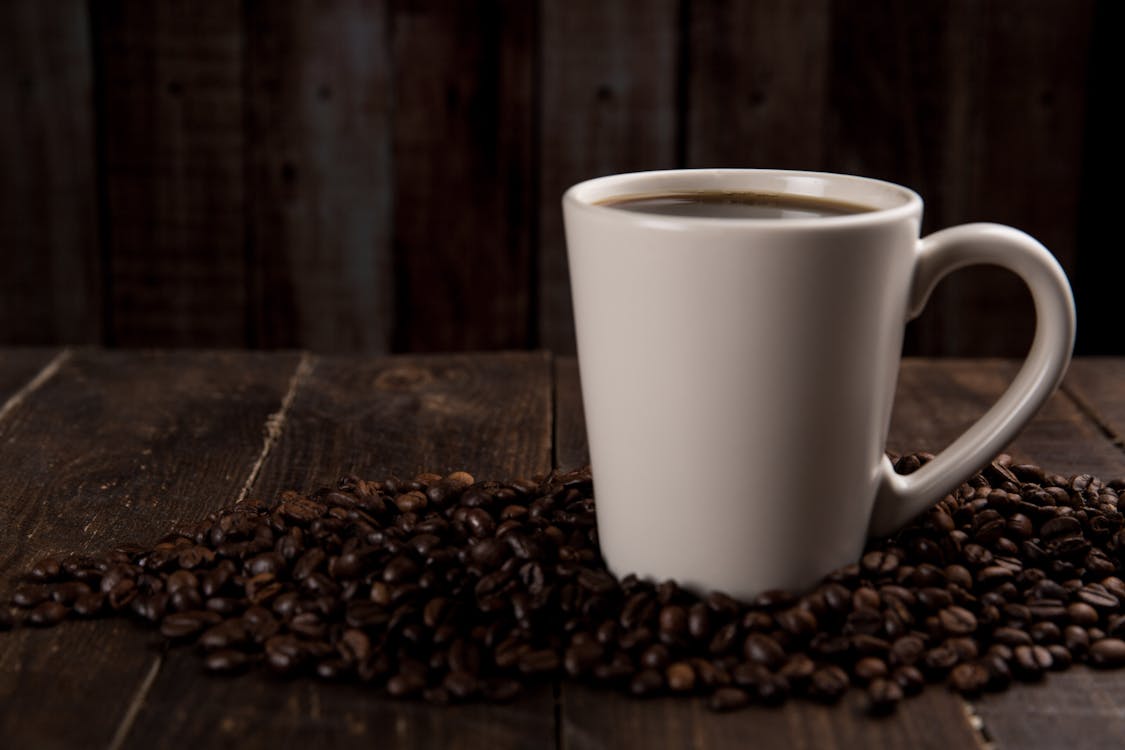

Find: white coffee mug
[563,169,1075,600]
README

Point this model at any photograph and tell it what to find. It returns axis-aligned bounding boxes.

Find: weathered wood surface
[1,352,1123,749]
[120,352,556,749]
[0,1,101,345]
[244,0,394,352]
[3,1,1105,357]
[94,0,248,347]
[537,0,680,354]
[0,350,300,748]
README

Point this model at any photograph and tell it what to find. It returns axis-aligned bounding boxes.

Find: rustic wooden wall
[0,0,1114,355]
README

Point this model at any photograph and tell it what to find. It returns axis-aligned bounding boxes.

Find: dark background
[0,0,1118,355]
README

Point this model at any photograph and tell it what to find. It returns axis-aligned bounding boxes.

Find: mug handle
[867,223,1076,537]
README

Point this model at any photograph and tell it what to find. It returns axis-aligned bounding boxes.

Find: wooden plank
[537,0,679,355]
[686,0,831,169]
[553,356,587,473]
[937,0,1093,357]
[391,1,535,352]
[825,0,1093,357]
[553,357,984,750]
[0,349,61,406]
[0,350,300,748]
[0,1,101,345]
[886,359,1125,749]
[1064,358,1125,449]
[562,688,980,750]
[118,352,557,749]
[244,0,394,352]
[888,359,1125,478]
[824,0,966,357]
[94,0,247,346]
[1073,1,1122,356]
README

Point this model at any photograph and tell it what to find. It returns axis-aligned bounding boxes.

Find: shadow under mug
[563,169,1075,601]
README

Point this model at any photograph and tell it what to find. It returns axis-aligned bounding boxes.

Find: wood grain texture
[118,352,557,749]
[0,349,61,405]
[888,359,1125,478]
[0,350,300,748]
[95,0,247,346]
[245,0,394,352]
[562,687,982,750]
[686,0,831,169]
[826,0,1093,357]
[537,0,680,355]
[1065,358,1125,450]
[0,0,101,345]
[553,356,587,472]
[391,1,535,352]
[935,0,1093,357]
[554,356,984,750]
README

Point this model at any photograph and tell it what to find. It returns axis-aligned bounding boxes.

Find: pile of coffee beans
[6,453,1125,715]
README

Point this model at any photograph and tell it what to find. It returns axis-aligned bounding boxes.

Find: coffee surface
[598,190,874,219]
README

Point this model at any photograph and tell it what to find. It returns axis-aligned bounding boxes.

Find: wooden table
[1,349,1124,749]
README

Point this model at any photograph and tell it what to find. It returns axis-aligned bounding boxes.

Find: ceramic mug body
[563,169,1074,600]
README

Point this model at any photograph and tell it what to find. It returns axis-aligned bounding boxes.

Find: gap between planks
[105,351,312,748]
[234,352,314,505]
[1061,382,1125,452]
[107,654,164,750]
[0,349,72,425]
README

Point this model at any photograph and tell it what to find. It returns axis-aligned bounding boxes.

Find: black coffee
[599,190,874,219]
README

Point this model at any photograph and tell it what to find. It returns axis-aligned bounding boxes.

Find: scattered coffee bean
[949,663,989,695]
[866,677,903,715]
[1088,638,1125,668]
[9,457,1125,715]
[709,686,750,712]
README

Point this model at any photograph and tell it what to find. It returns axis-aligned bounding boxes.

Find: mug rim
[563,168,923,230]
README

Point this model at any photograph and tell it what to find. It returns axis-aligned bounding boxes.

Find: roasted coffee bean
[1047,644,1072,670]
[922,644,959,676]
[1042,516,1082,540]
[776,607,817,638]
[1088,638,1125,668]
[15,459,1125,716]
[809,666,849,703]
[1012,645,1052,680]
[1064,625,1091,654]
[518,649,559,675]
[688,603,713,641]
[12,584,50,608]
[666,661,696,692]
[743,633,785,668]
[938,606,977,636]
[204,649,250,674]
[854,657,888,683]
[1077,585,1119,611]
[72,592,106,618]
[889,635,925,666]
[892,665,925,696]
[709,686,751,712]
[1030,621,1061,645]
[565,640,605,677]
[992,627,1033,647]
[28,557,63,582]
[949,663,990,695]
[161,611,221,639]
[629,668,664,697]
[866,677,903,715]
[27,601,68,626]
